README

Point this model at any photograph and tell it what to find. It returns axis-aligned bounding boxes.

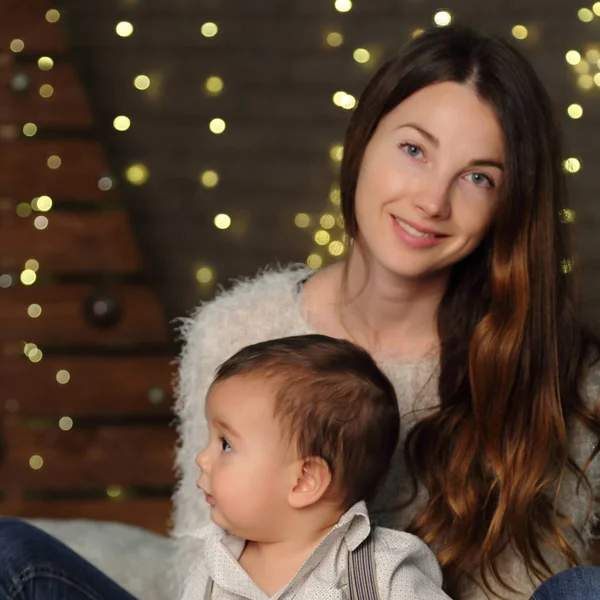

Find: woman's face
[353,81,505,281]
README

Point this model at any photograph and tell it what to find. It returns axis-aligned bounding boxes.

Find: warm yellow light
[59,416,74,431]
[566,50,582,65]
[24,343,38,357]
[567,104,583,119]
[511,25,528,40]
[434,11,452,27]
[412,28,425,38]
[320,214,336,229]
[326,32,343,47]
[46,9,61,23]
[594,1,600,16]
[560,209,576,223]
[113,116,131,131]
[38,56,54,71]
[47,155,61,169]
[209,118,226,134]
[578,8,594,22]
[314,230,331,245]
[329,144,344,162]
[329,188,341,205]
[594,73,600,87]
[25,259,39,272]
[306,254,323,269]
[134,74,151,90]
[39,84,54,98]
[200,170,219,188]
[563,157,581,173]
[29,349,43,363]
[561,258,575,274]
[34,216,48,230]
[0,274,12,289]
[125,163,149,185]
[196,267,214,284]
[335,0,352,12]
[17,202,32,217]
[10,39,24,53]
[353,48,371,63]
[294,213,310,228]
[35,195,53,212]
[575,61,590,74]
[341,94,356,110]
[214,213,231,229]
[29,455,44,470]
[328,241,345,256]
[106,485,123,498]
[578,74,594,90]
[23,123,37,137]
[98,177,113,191]
[27,304,42,318]
[56,370,71,384]
[116,21,134,37]
[201,22,218,37]
[333,91,346,107]
[205,76,224,94]
[21,270,37,285]
[586,49,600,62]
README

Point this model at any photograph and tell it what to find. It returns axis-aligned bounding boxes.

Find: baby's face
[196,375,297,540]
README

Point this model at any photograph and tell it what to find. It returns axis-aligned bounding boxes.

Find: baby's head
[195,334,399,541]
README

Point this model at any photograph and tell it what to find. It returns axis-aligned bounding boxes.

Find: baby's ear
[288,457,332,509]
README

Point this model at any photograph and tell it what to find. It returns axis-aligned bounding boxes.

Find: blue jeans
[0,517,599,599]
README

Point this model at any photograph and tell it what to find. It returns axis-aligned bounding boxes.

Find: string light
[412,28,425,38]
[45,9,60,23]
[568,103,583,119]
[209,118,226,134]
[23,123,37,137]
[353,48,371,64]
[578,8,594,22]
[0,275,12,288]
[125,163,149,185]
[200,170,219,188]
[214,214,231,229]
[595,73,600,86]
[47,155,61,169]
[56,370,71,384]
[10,39,24,53]
[594,2,600,16]
[205,76,224,94]
[29,455,44,470]
[314,230,331,245]
[328,241,345,256]
[58,416,73,431]
[561,258,575,274]
[16,203,31,217]
[37,56,54,71]
[294,213,310,228]
[201,22,218,37]
[106,485,123,498]
[511,25,528,40]
[434,11,452,27]
[566,50,581,65]
[575,61,590,74]
[320,214,336,229]
[334,0,352,13]
[27,304,42,318]
[586,49,600,62]
[98,176,113,191]
[195,267,214,283]
[563,157,581,173]
[306,254,323,269]
[578,74,594,89]
[134,75,151,90]
[39,84,54,98]
[560,208,576,223]
[326,32,343,47]
[32,196,53,211]
[28,348,43,363]
[116,21,134,37]
[20,269,37,285]
[34,216,49,230]
[329,144,344,162]
[113,116,131,131]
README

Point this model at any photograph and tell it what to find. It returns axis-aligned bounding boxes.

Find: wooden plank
[0,210,142,273]
[0,65,93,128]
[0,0,67,54]
[0,141,118,201]
[0,498,172,535]
[0,285,169,346]
[1,356,173,416]
[0,417,177,489]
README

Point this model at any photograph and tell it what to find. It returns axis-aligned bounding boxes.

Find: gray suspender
[203,533,379,599]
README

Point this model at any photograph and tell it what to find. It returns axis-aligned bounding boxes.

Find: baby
[182,334,450,599]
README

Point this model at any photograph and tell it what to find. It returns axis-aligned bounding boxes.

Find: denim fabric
[0,518,137,600]
[531,566,600,600]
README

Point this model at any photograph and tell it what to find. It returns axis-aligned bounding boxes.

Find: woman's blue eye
[220,437,232,452]
[466,172,494,188]
[401,143,424,159]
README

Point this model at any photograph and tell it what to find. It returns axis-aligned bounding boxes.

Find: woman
[2,25,600,600]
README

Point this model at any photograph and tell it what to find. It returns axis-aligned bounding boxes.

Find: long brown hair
[340,25,600,597]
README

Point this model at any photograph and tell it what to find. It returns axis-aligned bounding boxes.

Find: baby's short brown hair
[213,334,400,509]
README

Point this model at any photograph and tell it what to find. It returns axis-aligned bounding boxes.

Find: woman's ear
[288,456,332,509]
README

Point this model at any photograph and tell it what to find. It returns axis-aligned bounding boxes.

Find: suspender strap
[203,578,213,600]
[347,533,380,600]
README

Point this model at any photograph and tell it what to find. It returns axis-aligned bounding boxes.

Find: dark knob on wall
[83,290,123,329]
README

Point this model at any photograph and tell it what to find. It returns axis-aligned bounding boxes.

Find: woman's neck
[303,247,447,360]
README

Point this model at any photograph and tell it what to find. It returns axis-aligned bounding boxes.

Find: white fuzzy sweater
[172,265,600,600]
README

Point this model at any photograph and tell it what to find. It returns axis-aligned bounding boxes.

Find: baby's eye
[220,437,232,453]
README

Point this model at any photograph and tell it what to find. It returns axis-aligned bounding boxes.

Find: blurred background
[0,0,598,536]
